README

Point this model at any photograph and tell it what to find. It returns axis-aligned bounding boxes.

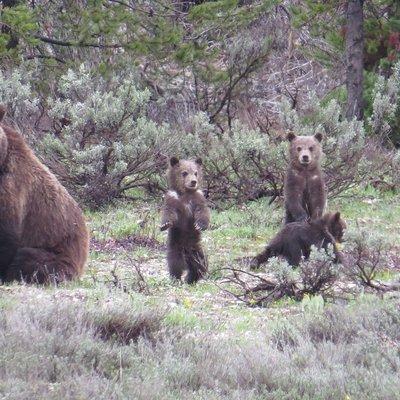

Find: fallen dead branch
[107,256,151,295]
[216,243,400,307]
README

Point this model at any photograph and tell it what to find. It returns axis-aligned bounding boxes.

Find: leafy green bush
[281,95,385,197]
[368,60,400,144]
[40,64,177,208]
[2,64,398,209]
[179,93,394,204]
[179,113,286,203]
[0,67,38,123]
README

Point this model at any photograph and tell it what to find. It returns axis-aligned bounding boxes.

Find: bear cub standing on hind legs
[0,105,89,284]
[251,212,346,268]
[160,157,211,284]
[284,132,327,224]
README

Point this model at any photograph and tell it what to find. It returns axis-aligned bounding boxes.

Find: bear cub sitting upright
[0,105,89,284]
[251,212,346,268]
[161,157,210,284]
[284,132,326,224]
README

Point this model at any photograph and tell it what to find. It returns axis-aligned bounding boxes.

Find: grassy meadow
[0,188,399,400]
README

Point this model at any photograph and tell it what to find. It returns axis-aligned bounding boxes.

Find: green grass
[330,188,400,241]
[0,287,399,400]
[0,189,399,399]
[87,202,161,241]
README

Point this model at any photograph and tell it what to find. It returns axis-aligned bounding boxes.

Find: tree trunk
[345,0,364,121]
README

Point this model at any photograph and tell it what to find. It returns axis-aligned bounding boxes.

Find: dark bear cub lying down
[160,157,210,284]
[251,212,346,268]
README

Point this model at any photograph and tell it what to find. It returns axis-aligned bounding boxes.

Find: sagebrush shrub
[2,64,398,208]
[41,64,179,208]
[179,113,286,203]
[178,92,395,205]
[368,60,400,141]
[281,95,383,197]
[0,66,38,125]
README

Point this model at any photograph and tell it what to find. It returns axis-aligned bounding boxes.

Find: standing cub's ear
[0,105,6,123]
[287,132,296,142]
[170,157,179,167]
[195,157,203,166]
[314,132,323,142]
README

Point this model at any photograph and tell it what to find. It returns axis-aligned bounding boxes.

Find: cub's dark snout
[190,180,197,187]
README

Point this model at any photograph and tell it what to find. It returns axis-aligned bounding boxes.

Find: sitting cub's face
[167,157,203,193]
[329,212,347,243]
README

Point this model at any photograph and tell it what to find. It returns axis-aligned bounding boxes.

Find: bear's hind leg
[5,248,77,284]
[185,247,208,284]
[284,242,302,267]
[167,246,186,281]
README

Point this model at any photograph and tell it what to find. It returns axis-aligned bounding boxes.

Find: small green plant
[301,294,325,315]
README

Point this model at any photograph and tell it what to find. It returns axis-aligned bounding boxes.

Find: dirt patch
[91,235,165,253]
[94,314,162,345]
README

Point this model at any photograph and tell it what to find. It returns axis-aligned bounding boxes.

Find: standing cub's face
[287,132,323,169]
[167,157,203,194]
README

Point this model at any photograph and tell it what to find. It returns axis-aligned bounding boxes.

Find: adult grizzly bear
[284,132,326,224]
[160,157,210,284]
[0,105,89,284]
[251,212,346,268]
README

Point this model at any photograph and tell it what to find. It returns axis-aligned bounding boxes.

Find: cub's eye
[182,171,188,177]
[297,147,301,152]
[309,146,314,151]
[194,171,198,177]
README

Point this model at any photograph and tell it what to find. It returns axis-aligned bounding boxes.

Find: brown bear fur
[0,105,89,284]
[251,212,346,268]
[284,132,327,224]
[160,157,210,284]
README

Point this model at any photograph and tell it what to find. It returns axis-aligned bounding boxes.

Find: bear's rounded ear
[195,157,203,166]
[0,105,6,123]
[334,211,341,221]
[314,132,323,142]
[287,132,296,142]
[170,157,179,167]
